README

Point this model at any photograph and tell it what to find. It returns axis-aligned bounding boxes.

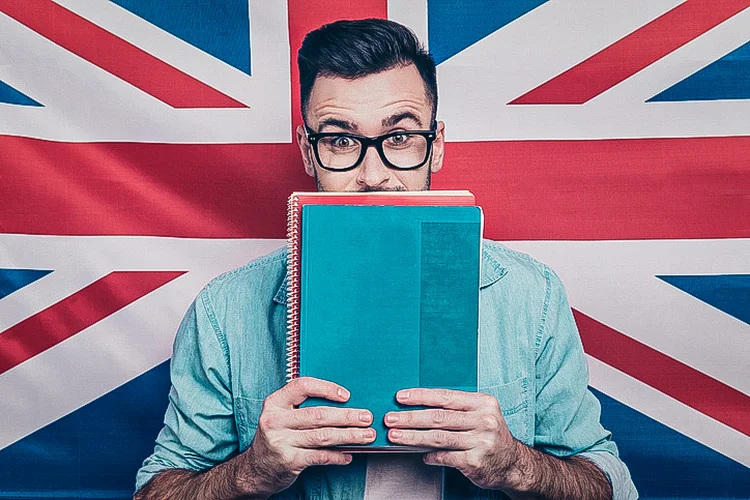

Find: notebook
[286,191,482,450]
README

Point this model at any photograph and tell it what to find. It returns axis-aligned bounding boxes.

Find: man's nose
[356,146,391,189]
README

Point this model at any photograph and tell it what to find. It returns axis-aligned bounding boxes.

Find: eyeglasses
[304,122,437,172]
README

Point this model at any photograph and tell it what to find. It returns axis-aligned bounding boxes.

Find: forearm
[502,440,612,500]
[133,457,263,500]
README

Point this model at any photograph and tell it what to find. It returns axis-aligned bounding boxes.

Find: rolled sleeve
[135,285,239,492]
[533,266,638,499]
[580,451,638,500]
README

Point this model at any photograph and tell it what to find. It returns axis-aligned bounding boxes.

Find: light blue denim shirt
[136,241,637,499]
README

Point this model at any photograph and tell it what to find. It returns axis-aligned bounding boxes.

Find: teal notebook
[294,204,482,450]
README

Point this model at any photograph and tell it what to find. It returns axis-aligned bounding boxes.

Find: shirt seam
[482,239,542,265]
[200,286,232,369]
[534,264,553,359]
[208,249,287,287]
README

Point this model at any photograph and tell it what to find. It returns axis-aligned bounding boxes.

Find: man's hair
[298,19,437,122]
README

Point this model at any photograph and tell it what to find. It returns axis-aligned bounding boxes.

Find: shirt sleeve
[533,266,638,500]
[135,285,239,493]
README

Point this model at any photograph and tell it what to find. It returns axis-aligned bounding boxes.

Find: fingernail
[338,387,350,399]
[359,411,372,423]
[390,429,403,439]
[397,390,409,401]
[344,454,353,463]
[365,428,376,439]
[385,413,398,423]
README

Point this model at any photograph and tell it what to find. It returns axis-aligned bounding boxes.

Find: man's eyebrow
[317,118,359,132]
[381,112,423,128]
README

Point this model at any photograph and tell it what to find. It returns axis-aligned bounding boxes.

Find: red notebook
[285,190,476,382]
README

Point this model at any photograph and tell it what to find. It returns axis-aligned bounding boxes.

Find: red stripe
[0,271,185,375]
[510,0,750,105]
[0,0,246,108]
[575,310,750,437]
[3,135,748,240]
[435,137,750,240]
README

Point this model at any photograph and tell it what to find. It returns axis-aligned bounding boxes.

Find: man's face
[297,64,445,192]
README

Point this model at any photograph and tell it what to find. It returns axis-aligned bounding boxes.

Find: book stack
[286,191,483,450]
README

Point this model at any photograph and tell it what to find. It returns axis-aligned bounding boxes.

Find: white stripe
[438,0,750,140]
[0,235,285,449]
[0,12,166,138]
[505,239,750,395]
[0,1,291,143]
[588,355,750,467]
[388,0,429,49]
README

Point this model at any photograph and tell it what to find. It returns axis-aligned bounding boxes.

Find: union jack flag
[1,1,748,497]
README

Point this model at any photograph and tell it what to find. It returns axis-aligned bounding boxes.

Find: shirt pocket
[479,377,531,445]
[235,396,265,452]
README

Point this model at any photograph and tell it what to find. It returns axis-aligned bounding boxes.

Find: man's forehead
[306,65,432,128]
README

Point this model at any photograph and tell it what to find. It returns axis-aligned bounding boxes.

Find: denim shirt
[136,241,637,499]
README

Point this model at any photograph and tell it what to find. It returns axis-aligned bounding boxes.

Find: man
[135,19,637,499]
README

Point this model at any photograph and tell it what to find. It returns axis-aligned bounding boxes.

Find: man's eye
[386,134,412,146]
[331,136,354,148]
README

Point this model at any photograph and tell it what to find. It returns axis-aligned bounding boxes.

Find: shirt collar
[273,245,506,306]
[274,273,288,305]
[480,248,506,288]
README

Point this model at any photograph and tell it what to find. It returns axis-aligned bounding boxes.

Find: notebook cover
[285,191,476,382]
[298,204,481,449]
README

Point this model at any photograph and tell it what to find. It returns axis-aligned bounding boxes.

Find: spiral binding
[285,194,301,382]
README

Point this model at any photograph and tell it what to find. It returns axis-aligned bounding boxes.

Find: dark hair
[298,19,437,121]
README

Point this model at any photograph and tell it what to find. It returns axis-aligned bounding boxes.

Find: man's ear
[430,120,446,174]
[296,124,316,177]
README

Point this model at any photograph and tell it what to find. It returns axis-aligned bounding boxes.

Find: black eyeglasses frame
[304,122,438,172]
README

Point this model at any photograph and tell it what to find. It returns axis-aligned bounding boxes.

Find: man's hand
[384,388,516,490]
[384,388,612,499]
[135,377,375,500]
[233,377,376,497]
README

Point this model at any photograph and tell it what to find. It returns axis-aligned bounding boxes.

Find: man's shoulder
[482,239,552,284]
[481,238,569,313]
[202,246,288,303]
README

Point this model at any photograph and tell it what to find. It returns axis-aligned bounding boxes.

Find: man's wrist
[496,439,538,493]
[135,463,266,500]
[223,448,270,500]
[490,440,612,500]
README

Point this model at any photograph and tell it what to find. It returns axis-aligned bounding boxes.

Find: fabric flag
[1,0,748,497]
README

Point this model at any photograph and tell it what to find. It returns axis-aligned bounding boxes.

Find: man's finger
[294,427,377,448]
[286,406,373,429]
[269,377,350,408]
[301,450,354,467]
[396,388,488,411]
[387,428,471,450]
[423,450,467,469]
[384,408,474,430]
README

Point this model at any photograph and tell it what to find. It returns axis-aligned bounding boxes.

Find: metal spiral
[285,194,301,382]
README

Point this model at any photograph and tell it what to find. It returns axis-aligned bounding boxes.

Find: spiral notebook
[286,191,482,450]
